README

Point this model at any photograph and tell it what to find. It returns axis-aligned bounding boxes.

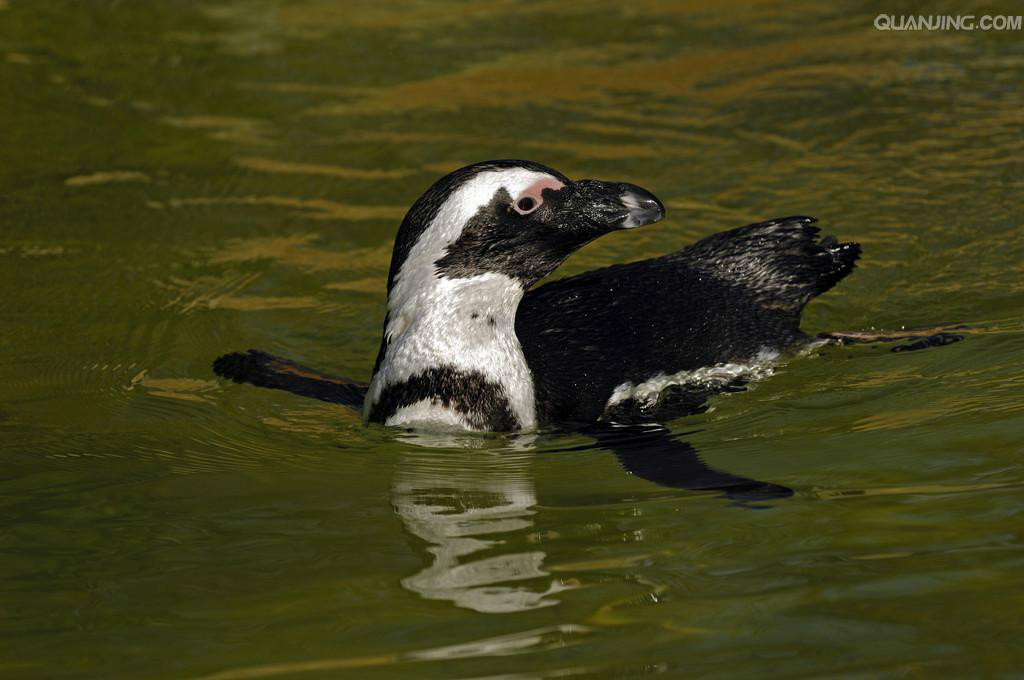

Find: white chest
[365,273,537,431]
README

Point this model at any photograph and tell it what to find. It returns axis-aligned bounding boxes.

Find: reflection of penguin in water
[392,444,571,613]
[215,160,964,501]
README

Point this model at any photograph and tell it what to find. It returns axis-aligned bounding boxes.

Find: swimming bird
[213,160,958,500]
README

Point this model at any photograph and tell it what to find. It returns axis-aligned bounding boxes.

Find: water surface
[2,1,1023,678]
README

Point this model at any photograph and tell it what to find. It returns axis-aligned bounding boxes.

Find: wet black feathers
[674,216,861,311]
[517,216,860,427]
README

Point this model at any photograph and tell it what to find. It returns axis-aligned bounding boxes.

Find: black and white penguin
[358,159,860,433]
[362,160,668,432]
[213,160,961,499]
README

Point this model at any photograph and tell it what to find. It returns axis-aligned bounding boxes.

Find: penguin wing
[213,350,367,408]
[517,216,860,426]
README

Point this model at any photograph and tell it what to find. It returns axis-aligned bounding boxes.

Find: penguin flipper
[584,423,794,505]
[213,350,366,408]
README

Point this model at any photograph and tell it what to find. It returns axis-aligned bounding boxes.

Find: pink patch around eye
[513,177,565,214]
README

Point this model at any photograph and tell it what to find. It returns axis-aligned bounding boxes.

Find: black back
[517,216,860,427]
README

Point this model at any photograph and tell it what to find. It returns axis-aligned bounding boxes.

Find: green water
[3,1,1024,678]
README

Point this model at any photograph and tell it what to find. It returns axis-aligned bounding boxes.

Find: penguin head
[387,160,664,292]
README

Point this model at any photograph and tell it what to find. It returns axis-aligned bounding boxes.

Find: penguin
[362,160,667,432]
[214,160,963,500]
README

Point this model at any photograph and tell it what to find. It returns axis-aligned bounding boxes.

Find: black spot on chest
[368,365,520,431]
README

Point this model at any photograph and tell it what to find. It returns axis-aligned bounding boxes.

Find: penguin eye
[512,196,540,215]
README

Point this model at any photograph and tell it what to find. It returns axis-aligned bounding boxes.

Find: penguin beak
[617,184,665,229]
[572,180,665,231]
